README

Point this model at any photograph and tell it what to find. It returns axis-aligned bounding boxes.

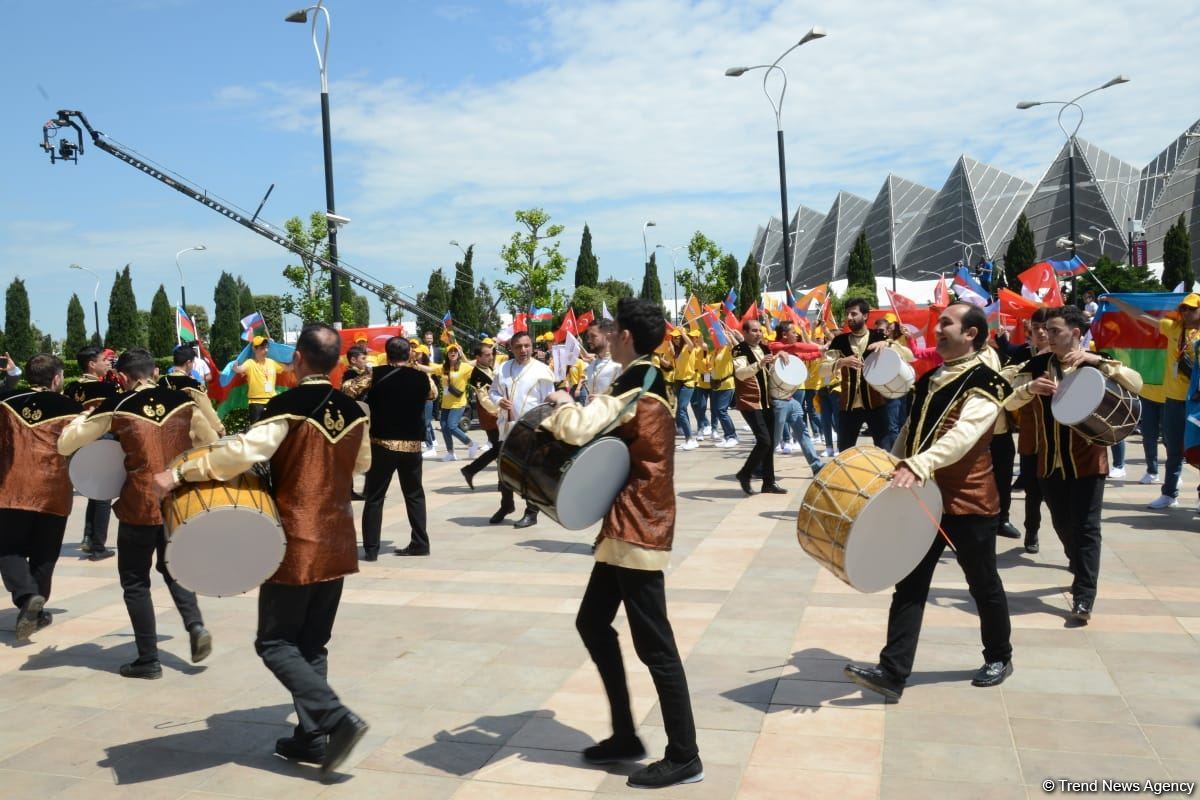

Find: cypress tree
[1163,215,1193,292]
[211,271,244,364]
[3,278,35,362]
[574,224,599,287]
[739,255,761,316]
[185,305,210,340]
[237,277,255,322]
[721,253,740,296]
[66,294,89,356]
[847,230,875,287]
[449,245,480,336]
[639,252,663,305]
[1004,213,1037,289]
[254,295,285,341]
[416,269,452,336]
[351,293,370,328]
[149,285,176,356]
[104,265,140,351]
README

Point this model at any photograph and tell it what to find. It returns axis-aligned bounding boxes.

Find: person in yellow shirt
[687,330,712,440]
[428,343,473,461]
[708,342,738,447]
[667,331,699,450]
[235,336,290,423]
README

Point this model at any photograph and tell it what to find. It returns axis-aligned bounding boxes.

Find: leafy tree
[598,277,634,300]
[211,271,244,364]
[148,285,176,356]
[90,332,102,347]
[1163,215,1193,292]
[380,284,404,325]
[351,293,370,328]
[720,254,740,298]
[105,265,140,351]
[1004,213,1037,289]
[570,279,635,319]
[497,208,569,313]
[281,211,336,324]
[449,245,480,335]
[236,277,255,323]
[475,280,502,336]
[38,330,53,354]
[137,310,152,348]
[253,295,286,341]
[1077,255,1161,296]
[185,305,210,340]
[415,269,452,336]
[574,224,599,287]
[676,231,732,305]
[4,278,34,362]
[65,294,89,356]
[843,283,879,309]
[847,230,874,287]
[639,251,663,305]
[738,255,761,315]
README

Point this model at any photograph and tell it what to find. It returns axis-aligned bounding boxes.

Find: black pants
[362,445,427,554]
[576,562,698,763]
[879,514,1012,683]
[1019,454,1042,544]
[837,405,890,450]
[116,522,203,661]
[1039,474,1105,604]
[990,433,1015,524]
[463,428,501,478]
[738,409,775,487]
[0,509,68,608]
[257,579,349,741]
[247,403,268,424]
[83,499,111,548]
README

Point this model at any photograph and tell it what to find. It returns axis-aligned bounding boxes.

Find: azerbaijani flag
[1091,293,1185,393]
[177,306,197,343]
[682,295,728,349]
[440,309,455,345]
[529,306,553,322]
[1048,255,1088,277]
[215,340,297,420]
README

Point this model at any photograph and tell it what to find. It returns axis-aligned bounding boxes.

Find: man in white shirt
[581,319,622,404]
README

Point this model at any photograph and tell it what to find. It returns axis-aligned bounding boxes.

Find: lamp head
[1101,75,1130,89]
[1016,101,1040,110]
[194,244,207,252]
[645,220,657,228]
[725,66,749,77]
[285,8,309,23]
[449,240,460,247]
[799,26,827,45]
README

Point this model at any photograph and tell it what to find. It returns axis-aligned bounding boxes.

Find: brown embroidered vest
[0,390,83,516]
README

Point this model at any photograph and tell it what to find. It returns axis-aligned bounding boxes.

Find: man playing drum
[768,320,824,476]
[826,298,911,451]
[460,341,501,490]
[64,346,121,560]
[732,319,784,496]
[160,345,225,437]
[845,303,1016,701]
[153,324,372,774]
[58,348,219,679]
[1005,306,1142,624]
[539,297,703,789]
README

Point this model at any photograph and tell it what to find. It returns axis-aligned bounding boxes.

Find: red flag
[1017,262,1064,307]
[576,310,594,333]
[194,339,225,402]
[885,288,919,313]
[741,301,759,324]
[513,312,528,333]
[723,309,742,333]
[933,275,950,307]
[555,308,578,343]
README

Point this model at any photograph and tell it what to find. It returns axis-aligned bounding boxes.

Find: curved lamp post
[69,264,103,342]
[174,245,206,311]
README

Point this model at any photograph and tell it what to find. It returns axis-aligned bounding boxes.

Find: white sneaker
[741,423,752,433]
[422,448,439,460]
[781,443,794,455]
[442,452,458,462]
[1148,495,1178,509]
[700,425,712,437]
[1109,466,1126,479]
[467,442,481,459]
[824,448,835,458]
[722,438,739,448]
[1140,472,1161,485]
[683,439,699,451]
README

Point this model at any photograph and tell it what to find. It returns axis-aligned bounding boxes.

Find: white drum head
[863,348,902,385]
[773,355,807,386]
[1052,367,1105,426]
[165,508,286,597]
[843,480,941,593]
[69,440,127,501]
[554,437,630,530]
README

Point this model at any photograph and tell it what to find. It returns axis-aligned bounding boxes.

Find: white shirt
[487,357,556,439]
[585,356,622,401]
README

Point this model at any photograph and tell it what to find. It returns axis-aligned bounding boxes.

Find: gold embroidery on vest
[21,406,43,422]
[143,402,167,420]
[324,406,345,433]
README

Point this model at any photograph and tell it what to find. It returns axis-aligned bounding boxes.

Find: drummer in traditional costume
[1005,305,1142,624]
[826,298,910,450]
[160,345,225,437]
[152,324,372,773]
[845,303,1015,701]
[58,348,219,678]
[478,330,556,528]
[1,355,82,641]
[539,297,703,789]
[65,346,121,560]
[732,319,784,495]
[460,341,501,490]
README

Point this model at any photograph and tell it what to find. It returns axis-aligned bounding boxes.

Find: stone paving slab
[0,431,1198,798]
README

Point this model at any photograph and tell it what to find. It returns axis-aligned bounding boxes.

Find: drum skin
[795,446,941,593]
[772,355,807,387]
[498,404,631,530]
[163,443,286,597]
[68,439,127,501]
[1051,366,1141,446]
[863,348,914,400]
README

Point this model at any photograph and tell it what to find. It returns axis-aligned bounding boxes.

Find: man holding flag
[235,336,291,424]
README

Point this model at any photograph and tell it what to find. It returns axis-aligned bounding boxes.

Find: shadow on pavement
[16,639,203,674]
[516,539,593,555]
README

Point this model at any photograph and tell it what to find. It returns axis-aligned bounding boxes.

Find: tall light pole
[69,264,102,342]
[726,26,826,286]
[1017,75,1129,303]
[641,220,656,267]
[287,1,342,328]
[174,244,206,312]
[953,240,982,269]
[656,244,685,323]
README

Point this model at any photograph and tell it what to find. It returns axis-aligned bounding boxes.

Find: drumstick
[907,487,957,554]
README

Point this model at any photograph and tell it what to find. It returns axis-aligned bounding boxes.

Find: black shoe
[321,712,369,776]
[844,663,904,702]
[89,547,115,561]
[1071,599,1092,623]
[582,734,647,765]
[394,546,430,557]
[461,467,476,491]
[79,539,93,554]
[513,512,539,529]
[36,611,53,630]
[120,659,163,680]
[627,755,704,789]
[363,551,378,562]
[14,594,45,642]
[350,490,365,501]
[1024,541,1039,554]
[1011,477,1027,492]
[998,521,1021,539]
[762,483,786,495]
[971,660,1013,687]
[489,504,516,524]
[736,474,755,496]
[189,625,212,663]
[275,735,325,764]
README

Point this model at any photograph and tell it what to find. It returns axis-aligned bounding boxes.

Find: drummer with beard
[64,346,121,560]
[1004,306,1141,624]
[825,298,908,450]
[539,297,702,789]
[58,348,219,678]
[160,345,225,437]
[845,303,1016,701]
[731,319,784,496]
[153,323,372,774]
[460,341,499,490]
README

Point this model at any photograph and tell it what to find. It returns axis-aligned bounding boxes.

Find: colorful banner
[1091,292,1185,391]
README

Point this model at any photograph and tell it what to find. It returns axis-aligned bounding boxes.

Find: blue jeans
[883,398,904,452]
[818,388,839,452]
[1162,398,1186,497]
[1111,441,1125,469]
[803,391,820,438]
[691,388,710,430]
[773,396,822,470]
[423,400,435,447]
[711,389,736,439]
[675,384,694,439]
[1141,398,1162,476]
[440,406,471,451]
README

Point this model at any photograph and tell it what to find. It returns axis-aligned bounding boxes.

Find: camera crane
[41,109,475,342]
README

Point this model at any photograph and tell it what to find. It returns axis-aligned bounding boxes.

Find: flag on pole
[1092,293,1186,391]
[1047,255,1088,277]
[240,311,268,342]
[529,306,553,322]
[601,301,613,321]
[576,310,594,333]
[952,267,989,307]
[794,284,828,312]
[177,307,197,343]
[741,301,759,324]
[933,274,950,307]
[555,308,578,343]
[1018,262,1065,307]
[440,310,455,345]
[723,288,738,315]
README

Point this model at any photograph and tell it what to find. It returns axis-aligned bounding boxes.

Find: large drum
[772,353,808,387]
[68,439,126,501]
[162,443,286,597]
[1051,366,1141,446]
[795,446,942,593]
[498,404,629,530]
[862,348,914,399]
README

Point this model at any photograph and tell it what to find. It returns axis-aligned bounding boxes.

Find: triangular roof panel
[862,174,936,281]
[796,192,871,285]
[1145,138,1200,278]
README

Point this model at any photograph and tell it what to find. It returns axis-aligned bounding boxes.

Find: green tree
[570,277,634,319]
[416,269,452,336]
[65,294,89,357]
[38,330,53,354]
[598,277,634,300]
[449,245,480,335]
[105,265,140,351]
[137,310,152,348]
[497,208,569,313]
[639,251,663,305]
[676,231,732,305]
[1004,213,1037,289]
[185,304,210,340]
[211,271,244,364]
[281,211,336,324]
[380,284,404,325]
[475,280,502,336]
[148,284,176,356]
[738,255,761,316]
[720,254,740,299]
[253,295,286,341]
[1077,255,1161,295]
[843,283,879,308]
[351,293,370,328]
[236,277,255,323]
[846,230,874,287]
[4,278,35,362]
[574,223,599,287]
[1163,215,1193,292]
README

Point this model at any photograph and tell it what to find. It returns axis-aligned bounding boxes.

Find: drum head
[68,440,127,501]
[554,437,630,530]
[773,355,807,386]
[1051,367,1105,426]
[843,480,941,593]
[863,348,901,385]
[165,508,286,597]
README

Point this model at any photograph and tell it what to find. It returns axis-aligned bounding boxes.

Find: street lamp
[287,1,343,328]
[1089,226,1115,255]
[174,245,206,312]
[656,244,685,323]
[1017,75,1129,302]
[642,221,656,267]
[449,240,473,259]
[69,264,103,342]
[726,26,827,284]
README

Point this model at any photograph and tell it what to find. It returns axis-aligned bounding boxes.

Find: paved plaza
[1,433,1198,800]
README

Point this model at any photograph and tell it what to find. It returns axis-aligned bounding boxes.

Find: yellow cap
[670,329,683,337]
[1179,293,1200,309]
[416,344,430,355]
[409,338,420,345]
[884,312,898,323]
[688,328,701,337]
[481,337,495,346]
[252,335,268,347]
[354,334,368,343]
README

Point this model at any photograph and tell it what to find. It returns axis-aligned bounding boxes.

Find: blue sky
[3,0,1199,338]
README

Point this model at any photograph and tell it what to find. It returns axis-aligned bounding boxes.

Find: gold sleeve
[889,341,915,363]
[186,388,226,437]
[1100,359,1143,395]
[901,394,1000,483]
[354,423,373,475]
[57,410,112,456]
[1004,372,1036,411]
[732,354,758,381]
[188,403,221,448]
[178,418,289,482]
[341,370,373,400]
[538,391,638,447]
